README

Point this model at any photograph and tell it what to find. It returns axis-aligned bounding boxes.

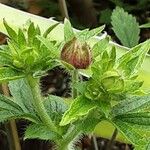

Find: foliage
[111,7,140,48]
[0,18,150,150]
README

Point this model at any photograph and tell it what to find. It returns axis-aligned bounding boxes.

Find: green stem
[72,69,79,99]
[26,75,58,134]
[57,69,80,150]
[57,127,81,150]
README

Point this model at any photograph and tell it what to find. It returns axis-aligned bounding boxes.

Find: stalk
[72,69,79,99]
[26,75,58,134]
[57,69,80,150]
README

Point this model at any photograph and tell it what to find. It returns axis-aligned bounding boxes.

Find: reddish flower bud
[61,38,92,69]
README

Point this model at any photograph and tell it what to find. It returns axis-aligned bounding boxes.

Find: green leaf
[118,40,150,77]
[0,94,23,111]
[76,109,102,133]
[74,82,87,95]
[111,95,150,117]
[92,37,109,58]
[18,28,26,48]
[0,110,39,123]
[60,96,96,126]
[140,23,150,29]
[0,67,24,82]
[77,25,105,42]
[36,36,59,58]
[44,95,68,124]
[43,23,59,38]
[113,120,147,145]
[8,78,35,113]
[3,19,17,40]
[24,124,61,140]
[111,7,140,47]
[0,48,12,66]
[64,18,75,42]
[115,112,150,126]
[134,141,150,150]
[27,22,36,44]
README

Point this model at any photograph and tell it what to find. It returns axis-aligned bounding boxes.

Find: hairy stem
[2,84,21,150]
[26,75,58,134]
[106,128,118,150]
[57,69,80,150]
[72,69,79,99]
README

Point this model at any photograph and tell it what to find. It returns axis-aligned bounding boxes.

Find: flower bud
[61,38,92,69]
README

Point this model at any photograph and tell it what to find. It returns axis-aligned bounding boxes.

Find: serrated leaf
[24,124,61,140]
[0,67,24,82]
[76,109,102,133]
[43,23,59,38]
[111,7,140,47]
[92,37,109,58]
[111,95,150,117]
[113,120,147,145]
[36,36,59,58]
[64,18,75,42]
[77,25,105,42]
[60,96,96,126]
[115,112,150,127]
[0,49,12,66]
[118,40,150,77]
[0,94,23,111]
[0,110,39,123]
[3,19,17,41]
[44,95,68,124]
[8,78,35,113]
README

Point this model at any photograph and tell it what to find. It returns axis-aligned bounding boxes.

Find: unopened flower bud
[61,38,92,69]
